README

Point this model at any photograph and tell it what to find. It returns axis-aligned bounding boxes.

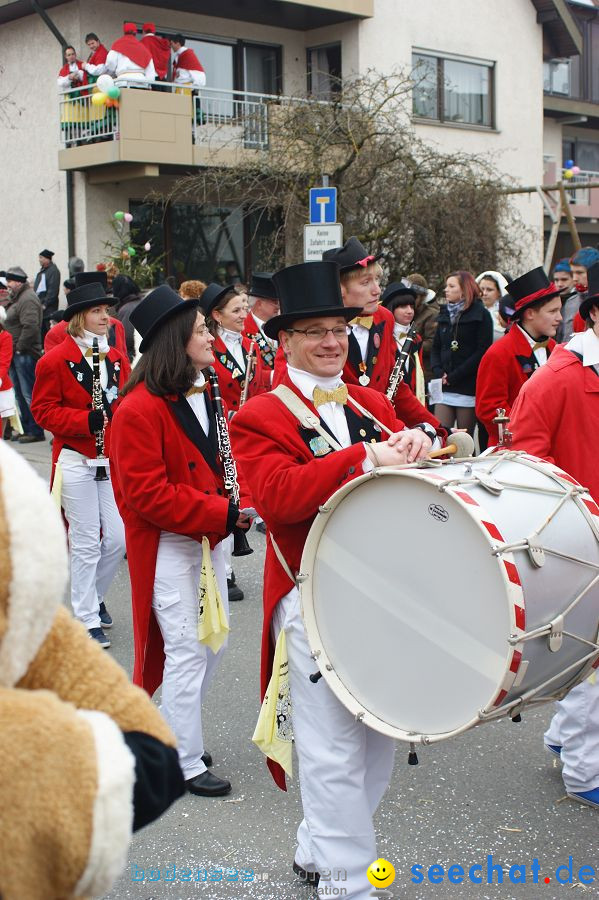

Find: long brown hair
[121,305,199,397]
[447,270,481,310]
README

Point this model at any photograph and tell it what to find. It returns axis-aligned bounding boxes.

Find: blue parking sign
[309,187,337,224]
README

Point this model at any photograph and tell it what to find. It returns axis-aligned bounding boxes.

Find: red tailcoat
[344,305,396,392]
[510,345,599,501]
[140,34,171,79]
[44,317,128,359]
[173,47,204,78]
[230,373,408,790]
[30,336,130,478]
[211,334,270,413]
[0,330,14,390]
[475,325,556,444]
[243,312,276,370]
[110,384,232,696]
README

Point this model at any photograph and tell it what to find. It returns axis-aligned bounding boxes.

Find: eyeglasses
[286,325,350,340]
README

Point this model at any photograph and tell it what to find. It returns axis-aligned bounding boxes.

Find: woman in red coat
[110,286,252,798]
[30,282,130,648]
[0,313,17,437]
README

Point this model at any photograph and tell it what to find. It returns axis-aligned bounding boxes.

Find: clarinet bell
[94,465,109,482]
[232,526,253,557]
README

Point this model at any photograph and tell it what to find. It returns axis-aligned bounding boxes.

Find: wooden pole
[558,180,582,252]
[503,180,599,195]
[543,191,563,273]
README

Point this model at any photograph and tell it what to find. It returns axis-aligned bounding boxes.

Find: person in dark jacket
[34,249,61,335]
[430,270,493,436]
[111,275,143,362]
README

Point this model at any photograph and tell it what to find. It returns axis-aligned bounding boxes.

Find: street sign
[303,224,343,262]
[309,187,337,224]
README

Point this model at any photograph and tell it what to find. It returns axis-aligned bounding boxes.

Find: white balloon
[97,74,114,93]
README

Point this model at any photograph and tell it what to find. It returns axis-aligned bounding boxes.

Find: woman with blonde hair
[31,281,130,647]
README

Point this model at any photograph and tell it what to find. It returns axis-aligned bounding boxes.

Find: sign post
[305,186,341,261]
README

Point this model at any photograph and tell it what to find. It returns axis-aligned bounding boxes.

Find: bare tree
[0,64,21,129]
[164,69,530,284]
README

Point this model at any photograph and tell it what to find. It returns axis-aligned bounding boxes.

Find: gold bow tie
[84,348,107,361]
[350,316,374,330]
[186,384,208,397]
[532,340,549,352]
[313,385,348,407]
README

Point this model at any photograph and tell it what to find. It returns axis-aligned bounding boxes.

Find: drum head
[301,470,511,740]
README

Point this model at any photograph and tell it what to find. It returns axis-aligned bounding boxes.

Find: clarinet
[239,340,256,409]
[385,323,419,403]
[207,367,253,557]
[91,337,109,482]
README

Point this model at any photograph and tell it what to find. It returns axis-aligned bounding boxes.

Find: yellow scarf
[197,537,229,652]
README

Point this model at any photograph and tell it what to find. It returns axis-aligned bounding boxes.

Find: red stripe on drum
[514,605,526,631]
[455,491,479,506]
[593,656,599,669]
[554,471,580,486]
[504,560,521,585]
[583,497,599,518]
[493,689,508,707]
[423,473,445,480]
[510,650,522,673]
[482,520,503,541]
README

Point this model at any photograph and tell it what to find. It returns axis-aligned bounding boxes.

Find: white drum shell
[299,453,599,743]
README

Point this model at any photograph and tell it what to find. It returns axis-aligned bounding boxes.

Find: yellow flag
[51,462,63,513]
[252,629,293,777]
[197,537,229,653]
[9,405,23,435]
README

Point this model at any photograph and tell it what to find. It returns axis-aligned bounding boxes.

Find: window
[544,59,571,95]
[243,44,281,97]
[412,52,493,128]
[307,44,342,99]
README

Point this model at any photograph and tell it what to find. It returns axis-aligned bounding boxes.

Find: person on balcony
[141,23,171,83]
[84,32,108,85]
[105,23,156,88]
[170,34,206,92]
[57,45,88,93]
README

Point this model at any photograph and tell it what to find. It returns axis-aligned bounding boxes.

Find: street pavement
[12,438,599,900]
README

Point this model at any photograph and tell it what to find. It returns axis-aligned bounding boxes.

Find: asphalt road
[14,439,599,900]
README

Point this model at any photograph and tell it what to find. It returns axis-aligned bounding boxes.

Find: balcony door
[187,40,235,116]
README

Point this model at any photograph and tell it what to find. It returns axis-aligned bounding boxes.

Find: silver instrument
[91,337,109,482]
[385,323,418,402]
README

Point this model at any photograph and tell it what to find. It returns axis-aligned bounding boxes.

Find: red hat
[123,22,137,34]
[142,22,156,33]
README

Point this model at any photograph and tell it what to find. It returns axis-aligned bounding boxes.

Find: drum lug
[548,615,564,652]
[526,537,545,568]
[355,711,365,722]
[476,473,503,495]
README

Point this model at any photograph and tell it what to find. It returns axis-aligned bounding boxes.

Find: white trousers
[223,533,233,579]
[59,456,126,630]
[272,588,396,900]
[152,538,228,780]
[544,675,599,793]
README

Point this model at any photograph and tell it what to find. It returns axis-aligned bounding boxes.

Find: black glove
[88,409,104,434]
[123,732,185,831]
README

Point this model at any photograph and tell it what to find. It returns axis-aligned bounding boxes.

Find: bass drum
[299,451,599,743]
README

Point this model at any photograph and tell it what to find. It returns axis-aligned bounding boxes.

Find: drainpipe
[30,1,75,256]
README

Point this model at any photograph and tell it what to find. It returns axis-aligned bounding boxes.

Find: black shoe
[99,601,113,629]
[186,771,231,797]
[18,433,45,443]
[89,627,111,649]
[293,861,320,886]
[201,751,213,768]
[227,578,244,602]
[10,431,21,441]
[256,521,267,535]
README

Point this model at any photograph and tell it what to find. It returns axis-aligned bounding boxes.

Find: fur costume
[0,442,185,900]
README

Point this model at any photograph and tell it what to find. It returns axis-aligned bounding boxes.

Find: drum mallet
[428,431,474,460]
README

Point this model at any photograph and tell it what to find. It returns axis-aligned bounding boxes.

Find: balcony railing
[194,87,273,150]
[59,85,120,146]
[568,169,599,205]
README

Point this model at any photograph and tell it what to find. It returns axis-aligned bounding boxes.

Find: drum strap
[270,533,298,586]
[271,385,344,451]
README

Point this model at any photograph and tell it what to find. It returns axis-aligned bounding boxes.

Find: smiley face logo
[366,858,395,888]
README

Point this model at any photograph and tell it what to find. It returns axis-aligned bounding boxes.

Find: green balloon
[114,210,125,220]
[107,86,120,100]
[127,246,136,257]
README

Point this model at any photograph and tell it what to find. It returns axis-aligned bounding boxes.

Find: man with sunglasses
[231,260,434,900]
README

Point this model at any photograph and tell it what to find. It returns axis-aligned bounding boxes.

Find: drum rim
[299,464,527,743]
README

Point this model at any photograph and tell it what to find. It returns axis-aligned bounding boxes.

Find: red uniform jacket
[573,311,585,333]
[211,333,270,414]
[87,45,108,67]
[44,317,128,359]
[140,34,171,79]
[344,305,396,392]
[510,344,599,501]
[30,336,130,478]
[110,384,233,696]
[173,47,204,78]
[243,312,277,370]
[476,325,556,445]
[0,330,14,391]
[231,373,410,790]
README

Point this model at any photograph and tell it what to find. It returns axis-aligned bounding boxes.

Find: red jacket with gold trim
[475,325,556,445]
[230,372,408,790]
[243,311,277,370]
[211,333,270,414]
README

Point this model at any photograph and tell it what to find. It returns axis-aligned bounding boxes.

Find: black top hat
[131,285,200,353]
[75,270,108,291]
[199,283,236,317]
[580,261,599,319]
[322,236,383,273]
[39,249,54,260]
[248,272,278,300]
[507,266,561,318]
[264,261,362,340]
[63,282,110,321]
[381,280,418,311]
